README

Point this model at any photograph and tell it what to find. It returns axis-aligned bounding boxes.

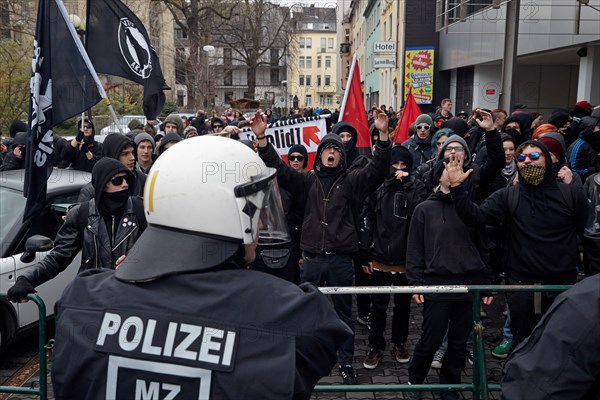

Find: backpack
[507,183,573,215]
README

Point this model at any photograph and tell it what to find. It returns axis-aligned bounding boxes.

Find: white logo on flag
[118,17,153,79]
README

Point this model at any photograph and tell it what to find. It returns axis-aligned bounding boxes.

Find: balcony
[340,42,351,54]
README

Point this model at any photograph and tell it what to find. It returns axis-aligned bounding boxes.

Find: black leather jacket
[25,197,146,287]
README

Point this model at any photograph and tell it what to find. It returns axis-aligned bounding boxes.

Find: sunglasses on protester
[516,152,544,162]
[289,155,304,162]
[110,175,128,186]
[416,125,431,131]
[213,125,224,129]
[445,145,465,152]
[83,125,92,129]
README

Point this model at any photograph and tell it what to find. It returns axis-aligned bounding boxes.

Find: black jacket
[24,197,146,287]
[369,176,427,265]
[406,190,492,300]
[450,140,589,284]
[61,139,102,172]
[401,136,433,172]
[259,135,391,255]
[501,274,600,399]
[52,268,352,400]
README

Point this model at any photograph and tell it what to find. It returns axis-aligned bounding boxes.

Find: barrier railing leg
[471,289,489,400]
[30,294,48,400]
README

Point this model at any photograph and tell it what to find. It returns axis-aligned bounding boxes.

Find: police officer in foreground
[51,136,352,400]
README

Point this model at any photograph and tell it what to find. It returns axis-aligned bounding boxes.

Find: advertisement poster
[404,47,434,105]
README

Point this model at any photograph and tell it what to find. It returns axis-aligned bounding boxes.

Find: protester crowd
[3,98,600,399]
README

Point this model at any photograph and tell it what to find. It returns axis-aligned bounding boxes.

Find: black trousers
[408,300,472,385]
[506,278,574,347]
[353,256,371,318]
[368,271,411,350]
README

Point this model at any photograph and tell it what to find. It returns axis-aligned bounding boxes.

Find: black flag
[24,0,104,221]
[86,0,167,119]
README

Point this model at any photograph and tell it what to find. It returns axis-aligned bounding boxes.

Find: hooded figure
[502,115,527,146]
[288,143,309,169]
[163,113,184,136]
[402,114,434,172]
[0,131,27,171]
[6,158,147,304]
[127,119,144,136]
[3,120,27,148]
[331,121,359,166]
[158,132,183,155]
[566,116,600,181]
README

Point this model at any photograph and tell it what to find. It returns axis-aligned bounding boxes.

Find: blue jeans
[503,305,513,342]
[301,252,354,365]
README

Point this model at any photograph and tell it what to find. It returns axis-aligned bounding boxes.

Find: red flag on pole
[394,87,422,144]
[339,55,371,154]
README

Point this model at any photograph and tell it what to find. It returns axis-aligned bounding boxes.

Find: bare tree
[212,0,291,100]
[155,0,236,110]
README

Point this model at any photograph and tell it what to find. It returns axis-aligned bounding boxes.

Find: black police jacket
[51,268,352,399]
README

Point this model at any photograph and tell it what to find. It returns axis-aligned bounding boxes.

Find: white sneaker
[431,351,444,369]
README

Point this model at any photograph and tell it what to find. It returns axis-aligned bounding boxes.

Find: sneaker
[467,349,474,365]
[363,348,383,369]
[392,343,411,363]
[492,340,512,359]
[357,314,371,328]
[339,365,359,385]
[431,351,444,369]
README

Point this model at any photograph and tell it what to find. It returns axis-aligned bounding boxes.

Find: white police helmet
[116,136,289,282]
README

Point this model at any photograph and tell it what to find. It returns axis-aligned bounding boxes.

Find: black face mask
[101,189,129,214]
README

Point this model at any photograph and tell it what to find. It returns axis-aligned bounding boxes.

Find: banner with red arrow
[239,115,328,169]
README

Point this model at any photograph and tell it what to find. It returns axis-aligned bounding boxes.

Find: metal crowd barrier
[0,293,48,400]
[0,286,571,400]
[315,284,572,400]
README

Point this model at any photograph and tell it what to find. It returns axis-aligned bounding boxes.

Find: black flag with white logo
[86,0,167,120]
[24,0,103,221]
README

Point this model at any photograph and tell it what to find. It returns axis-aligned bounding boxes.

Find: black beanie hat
[288,144,309,168]
[91,158,134,207]
[441,117,470,137]
[9,120,27,138]
[391,145,413,172]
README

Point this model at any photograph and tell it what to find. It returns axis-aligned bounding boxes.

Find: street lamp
[281,80,288,115]
[203,45,215,109]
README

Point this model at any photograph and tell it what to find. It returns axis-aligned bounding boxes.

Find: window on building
[223,48,232,66]
[270,48,279,65]
[306,75,311,86]
[177,90,185,107]
[306,37,312,48]
[320,94,325,105]
[317,75,322,86]
[299,75,305,86]
[326,95,333,105]
[299,56,305,69]
[224,91,234,103]
[325,56,331,68]
[345,29,350,43]
[325,75,331,86]
[270,69,279,85]
[306,56,312,69]
[320,37,326,52]
[305,94,312,105]
[224,70,232,86]
[388,14,393,39]
[317,56,321,68]
[328,38,334,48]
[299,37,305,48]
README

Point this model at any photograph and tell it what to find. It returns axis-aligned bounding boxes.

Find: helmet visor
[235,169,290,246]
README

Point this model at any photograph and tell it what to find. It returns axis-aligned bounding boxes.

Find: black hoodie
[258,133,391,254]
[450,140,589,283]
[331,121,359,166]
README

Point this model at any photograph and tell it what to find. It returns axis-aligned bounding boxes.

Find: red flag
[339,55,371,154]
[394,87,422,144]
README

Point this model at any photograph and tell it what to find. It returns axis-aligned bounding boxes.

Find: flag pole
[338,54,357,122]
[56,0,122,133]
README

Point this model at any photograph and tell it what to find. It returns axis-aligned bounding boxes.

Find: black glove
[80,142,89,154]
[75,130,85,142]
[7,276,36,302]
